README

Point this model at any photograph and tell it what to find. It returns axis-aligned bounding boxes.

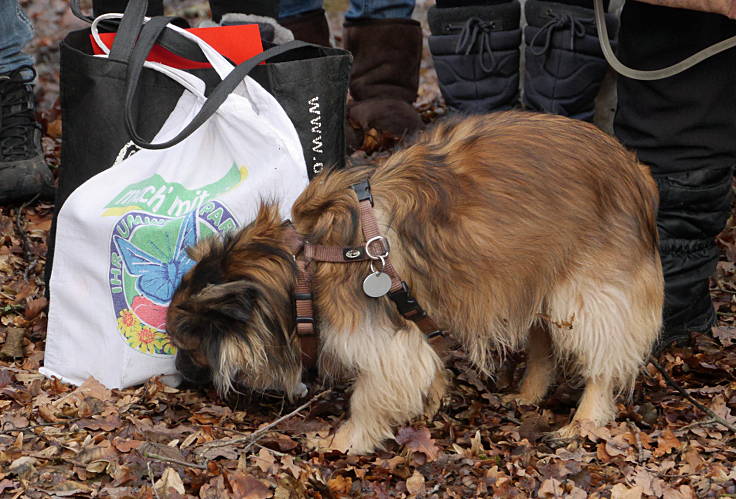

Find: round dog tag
[363,272,392,298]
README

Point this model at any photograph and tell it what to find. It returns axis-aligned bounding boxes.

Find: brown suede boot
[278,9,331,47]
[343,18,424,151]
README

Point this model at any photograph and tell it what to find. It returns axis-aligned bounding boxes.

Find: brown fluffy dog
[166,111,663,454]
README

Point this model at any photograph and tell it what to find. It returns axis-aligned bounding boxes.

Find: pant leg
[346,0,415,19]
[210,0,281,22]
[0,2,34,74]
[92,0,164,17]
[614,3,736,337]
[279,0,322,17]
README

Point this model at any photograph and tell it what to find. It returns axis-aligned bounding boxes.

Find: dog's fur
[166,111,664,454]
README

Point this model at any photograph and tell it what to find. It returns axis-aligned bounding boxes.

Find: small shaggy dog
[166,111,663,454]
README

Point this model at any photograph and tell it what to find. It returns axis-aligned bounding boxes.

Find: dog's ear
[189,280,260,323]
[187,236,219,262]
[253,202,282,229]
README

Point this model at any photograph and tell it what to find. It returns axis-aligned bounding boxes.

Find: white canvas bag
[42,18,308,389]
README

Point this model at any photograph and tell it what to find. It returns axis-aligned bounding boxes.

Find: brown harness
[286,180,453,370]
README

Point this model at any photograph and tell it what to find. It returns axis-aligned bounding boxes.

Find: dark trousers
[92,1,280,22]
[614,4,736,336]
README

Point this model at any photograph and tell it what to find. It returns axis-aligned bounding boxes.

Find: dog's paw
[543,421,585,447]
[423,378,446,418]
[501,393,541,406]
[317,422,377,455]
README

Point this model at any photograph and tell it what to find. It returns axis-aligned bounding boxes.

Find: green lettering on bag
[101,163,248,217]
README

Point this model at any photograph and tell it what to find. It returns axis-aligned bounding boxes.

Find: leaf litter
[3,0,736,497]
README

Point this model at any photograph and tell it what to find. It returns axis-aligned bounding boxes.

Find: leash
[288,180,453,370]
[593,0,736,80]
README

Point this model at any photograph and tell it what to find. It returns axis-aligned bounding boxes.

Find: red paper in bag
[90,24,263,69]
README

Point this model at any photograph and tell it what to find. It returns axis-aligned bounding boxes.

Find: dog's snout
[175,350,212,385]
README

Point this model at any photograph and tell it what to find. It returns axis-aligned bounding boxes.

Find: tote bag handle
[91,14,212,99]
[121,17,311,150]
[70,0,209,65]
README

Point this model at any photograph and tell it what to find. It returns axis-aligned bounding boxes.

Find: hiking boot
[0,66,53,204]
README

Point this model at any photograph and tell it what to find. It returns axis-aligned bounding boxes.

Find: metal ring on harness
[365,235,389,260]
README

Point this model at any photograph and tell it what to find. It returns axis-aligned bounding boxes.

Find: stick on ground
[197,389,331,455]
[649,355,736,434]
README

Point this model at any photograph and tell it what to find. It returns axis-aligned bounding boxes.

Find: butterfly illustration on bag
[113,210,198,305]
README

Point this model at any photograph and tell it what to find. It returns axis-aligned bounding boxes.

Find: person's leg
[0,1,52,203]
[92,0,164,17]
[277,0,329,46]
[210,0,280,23]
[342,0,422,149]
[0,1,34,75]
[345,0,414,19]
[279,0,322,17]
[614,3,736,347]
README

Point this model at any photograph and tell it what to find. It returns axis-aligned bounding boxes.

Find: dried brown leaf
[653,429,681,458]
[712,326,736,346]
[227,471,271,499]
[605,433,631,457]
[251,447,279,474]
[154,467,185,497]
[24,297,47,320]
[406,470,426,496]
[327,475,352,495]
[396,426,440,462]
[78,413,123,431]
[0,480,18,495]
[610,483,643,499]
[0,327,25,359]
[538,478,564,497]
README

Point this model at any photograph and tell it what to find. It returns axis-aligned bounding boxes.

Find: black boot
[655,166,733,348]
[0,66,53,204]
[523,0,617,121]
[428,2,521,114]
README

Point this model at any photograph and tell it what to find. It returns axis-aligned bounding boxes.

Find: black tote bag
[47,1,352,282]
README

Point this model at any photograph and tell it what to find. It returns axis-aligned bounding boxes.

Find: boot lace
[0,66,40,162]
[454,17,497,73]
[529,12,592,56]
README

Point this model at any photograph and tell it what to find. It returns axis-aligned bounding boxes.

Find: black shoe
[0,66,53,204]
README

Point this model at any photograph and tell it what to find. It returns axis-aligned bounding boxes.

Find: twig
[143,451,208,470]
[254,442,288,457]
[649,355,736,434]
[627,419,644,462]
[14,194,39,282]
[0,422,74,435]
[22,256,39,282]
[147,461,161,499]
[715,284,736,295]
[197,390,331,453]
[679,418,718,432]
